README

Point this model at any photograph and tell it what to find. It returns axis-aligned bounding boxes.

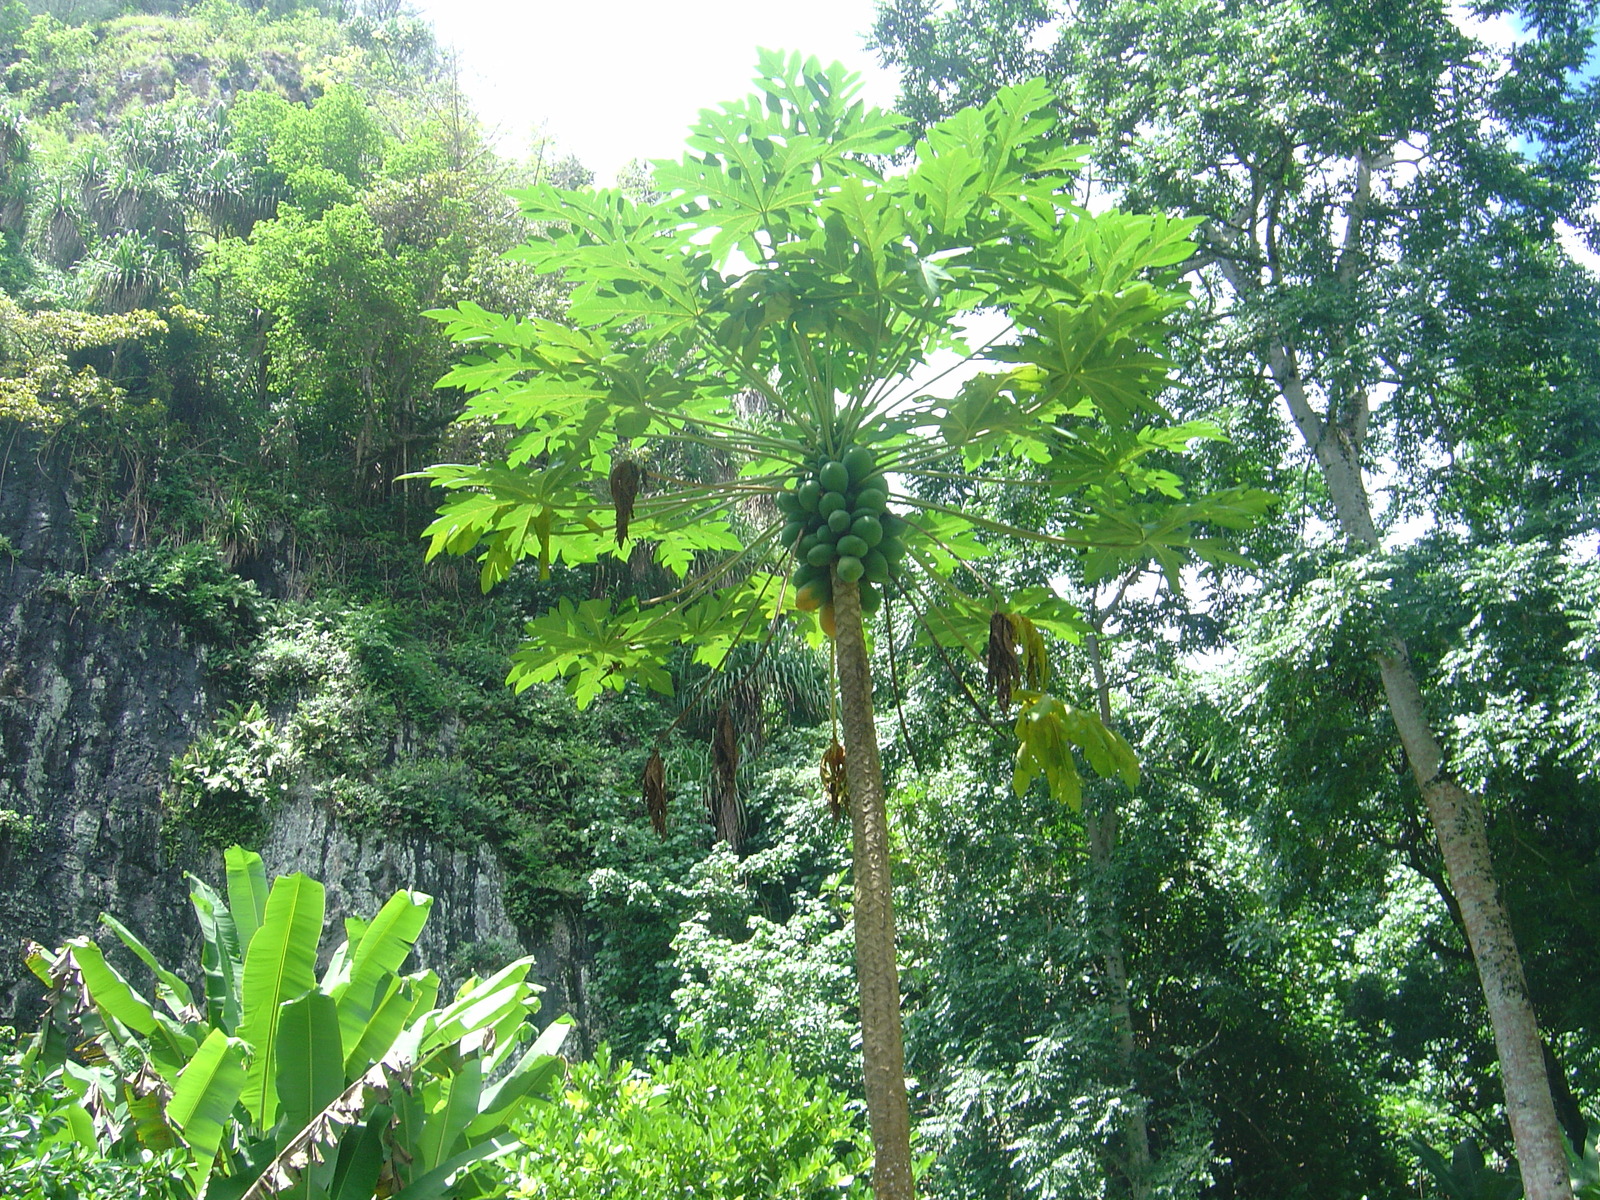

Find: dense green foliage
[0,0,700,1034]
[2,0,1599,1197]
[502,1042,874,1198]
[0,1032,186,1199]
[871,0,1600,1194]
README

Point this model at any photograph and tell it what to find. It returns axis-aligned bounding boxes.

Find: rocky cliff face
[258,794,592,1042]
[0,434,587,1031]
[0,435,204,1016]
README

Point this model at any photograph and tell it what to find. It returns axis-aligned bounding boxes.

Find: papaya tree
[414,52,1264,1198]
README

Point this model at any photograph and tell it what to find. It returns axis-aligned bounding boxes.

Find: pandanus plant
[414,52,1265,1198]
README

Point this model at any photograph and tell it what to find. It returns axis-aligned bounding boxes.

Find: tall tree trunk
[1376,648,1570,1199]
[832,572,916,1200]
[1263,352,1572,1200]
[1084,632,1153,1200]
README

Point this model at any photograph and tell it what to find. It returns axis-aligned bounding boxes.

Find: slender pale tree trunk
[1084,632,1154,1200]
[1257,338,1572,1200]
[832,571,916,1200]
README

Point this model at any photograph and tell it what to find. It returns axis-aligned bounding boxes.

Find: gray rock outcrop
[0,432,583,1030]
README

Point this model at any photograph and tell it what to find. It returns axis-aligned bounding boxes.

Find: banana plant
[26,846,570,1199]
[412,53,1266,1198]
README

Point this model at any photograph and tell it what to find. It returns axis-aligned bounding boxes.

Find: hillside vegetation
[0,0,1597,1198]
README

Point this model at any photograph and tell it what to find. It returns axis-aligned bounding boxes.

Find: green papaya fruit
[818,460,850,493]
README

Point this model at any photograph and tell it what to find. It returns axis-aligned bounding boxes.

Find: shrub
[0,807,37,846]
[672,894,859,1096]
[52,542,267,646]
[166,699,293,848]
[504,1042,872,1200]
[332,756,494,843]
[0,1028,186,1200]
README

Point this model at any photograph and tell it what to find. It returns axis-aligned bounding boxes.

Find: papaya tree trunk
[832,571,916,1200]
[1084,632,1153,1200]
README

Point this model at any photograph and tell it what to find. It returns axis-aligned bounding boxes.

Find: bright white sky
[413,1,1600,274]
[409,0,899,184]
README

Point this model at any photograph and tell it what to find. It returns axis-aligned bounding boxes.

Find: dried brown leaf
[609,458,642,545]
[821,740,848,821]
[643,749,668,838]
[240,1060,404,1200]
[986,611,1020,713]
[711,706,743,849]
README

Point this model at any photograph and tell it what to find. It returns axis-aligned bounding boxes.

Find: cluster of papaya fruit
[776,445,909,635]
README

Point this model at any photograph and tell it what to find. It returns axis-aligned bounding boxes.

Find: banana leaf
[168,1028,248,1194]
[415,1055,481,1174]
[390,1133,520,1200]
[225,846,270,956]
[237,873,325,1130]
[100,913,197,1016]
[336,890,432,1059]
[189,876,244,1033]
[275,990,344,1135]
